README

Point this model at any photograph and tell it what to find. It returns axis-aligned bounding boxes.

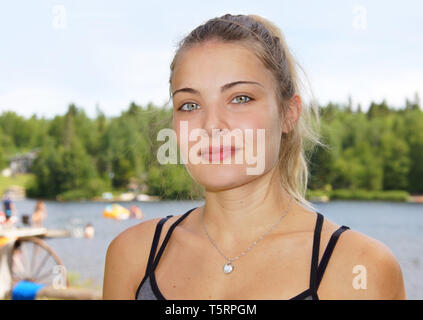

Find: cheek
[173,117,192,148]
[267,116,283,146]
[266,132,282,172]
[173,118,204,164]
[238,114,281,151]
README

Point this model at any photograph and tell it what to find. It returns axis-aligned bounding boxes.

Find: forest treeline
[0,94,422,201]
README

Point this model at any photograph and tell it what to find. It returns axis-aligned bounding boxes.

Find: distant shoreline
[307,189,421,203]
[2,174,422,203]
[12,193,423,204]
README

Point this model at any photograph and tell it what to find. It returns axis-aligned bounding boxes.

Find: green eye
[232,95,252,104]
[178,103,199,112]
[178,95,252,112]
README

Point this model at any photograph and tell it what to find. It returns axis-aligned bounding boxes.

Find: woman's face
[171,40,286,191]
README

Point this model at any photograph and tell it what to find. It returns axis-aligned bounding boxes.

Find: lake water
[8,199,423,299]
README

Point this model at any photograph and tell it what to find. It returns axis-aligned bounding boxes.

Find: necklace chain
[201,195,293,265]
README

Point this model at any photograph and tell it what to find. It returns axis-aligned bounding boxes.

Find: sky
[0,0,422,119]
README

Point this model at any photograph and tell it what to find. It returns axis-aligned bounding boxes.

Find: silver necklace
[201,195,293,274]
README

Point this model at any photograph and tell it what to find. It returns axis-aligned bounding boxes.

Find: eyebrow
[171,81,264,97]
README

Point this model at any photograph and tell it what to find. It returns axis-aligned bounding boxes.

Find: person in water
[84,223,95,239]
[32,200,47,227]
[129,205,144,219]
[2,194,18,226]
[104,14,406,300]
[3,195,16,221]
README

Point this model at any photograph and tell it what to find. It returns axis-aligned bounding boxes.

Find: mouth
[198,145,239,161]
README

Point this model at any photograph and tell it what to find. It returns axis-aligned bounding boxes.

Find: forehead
[172,41,273,90]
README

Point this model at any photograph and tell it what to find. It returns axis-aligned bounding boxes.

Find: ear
[282,94,302,134]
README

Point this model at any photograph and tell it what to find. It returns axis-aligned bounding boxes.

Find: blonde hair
[169,14,325,211]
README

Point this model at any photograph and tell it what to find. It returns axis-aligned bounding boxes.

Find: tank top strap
[309,212,324,289]
[150,207,198,272]
[145,214,174,275]
[315,225,350,289]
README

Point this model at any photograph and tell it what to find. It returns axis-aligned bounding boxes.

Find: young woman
[103,14,406,300]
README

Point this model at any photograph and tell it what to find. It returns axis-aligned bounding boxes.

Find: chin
[187,164,252,191]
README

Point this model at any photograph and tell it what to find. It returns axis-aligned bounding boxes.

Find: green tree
[147,164,202,200]
[403,109,423,193]
[381,133,410,190]
[27,136,62,198]
[367,99,391,120]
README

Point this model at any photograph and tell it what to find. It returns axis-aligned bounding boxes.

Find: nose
[202,104,229,138]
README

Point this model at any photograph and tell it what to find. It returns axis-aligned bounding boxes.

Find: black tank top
[135,207,350,300]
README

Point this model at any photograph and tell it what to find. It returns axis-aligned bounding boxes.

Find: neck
[201,165,296,251]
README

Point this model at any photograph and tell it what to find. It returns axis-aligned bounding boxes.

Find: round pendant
[223,262,234,274]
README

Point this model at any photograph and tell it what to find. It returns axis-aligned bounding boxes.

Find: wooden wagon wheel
[10,237,69,287]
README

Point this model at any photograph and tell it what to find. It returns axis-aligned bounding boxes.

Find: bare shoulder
[103,216,173,299]
[318,218,406,300]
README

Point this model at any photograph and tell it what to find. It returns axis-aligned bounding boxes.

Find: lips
[199,146,236,157]
[198,145,240,162]
[200,146,235,155]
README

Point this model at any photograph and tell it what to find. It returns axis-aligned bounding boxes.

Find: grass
[0,173,35,196]
[67,270,102,291]
[306,188,410,202]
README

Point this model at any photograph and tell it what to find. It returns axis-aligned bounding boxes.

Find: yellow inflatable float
[102,204,130,220]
